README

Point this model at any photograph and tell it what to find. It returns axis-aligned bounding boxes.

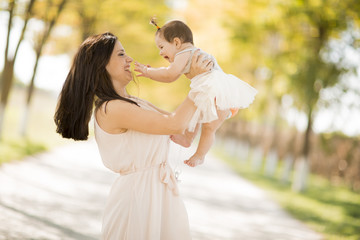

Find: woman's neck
[117,89,129,98]
[112,81,130,98]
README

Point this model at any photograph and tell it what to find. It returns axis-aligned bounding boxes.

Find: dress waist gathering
[119,162,179,196]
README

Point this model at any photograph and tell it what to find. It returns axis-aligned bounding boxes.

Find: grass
[0,139,47,164]
[213,143,360,240]
[0,87,70,165]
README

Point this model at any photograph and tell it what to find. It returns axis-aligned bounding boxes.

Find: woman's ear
[174,37,182,48]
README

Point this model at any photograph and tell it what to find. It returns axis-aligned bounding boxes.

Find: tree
[19,0,68,136]
[0,0,36,139]
[281,0,359,191]
[225,0,360,191]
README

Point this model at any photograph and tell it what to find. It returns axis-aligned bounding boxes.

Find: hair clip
[150,17,160,30]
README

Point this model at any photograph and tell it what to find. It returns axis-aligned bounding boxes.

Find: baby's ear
[174,37,182,48]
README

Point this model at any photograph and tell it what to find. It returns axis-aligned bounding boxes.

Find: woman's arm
[96,97,196,135]
[143,100,171,115]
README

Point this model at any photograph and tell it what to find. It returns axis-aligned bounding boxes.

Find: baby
[135,19,257,167]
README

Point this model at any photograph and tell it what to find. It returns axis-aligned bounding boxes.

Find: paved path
[0,140,323,240]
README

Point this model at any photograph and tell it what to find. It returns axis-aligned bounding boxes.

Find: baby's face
[155,34,178,63]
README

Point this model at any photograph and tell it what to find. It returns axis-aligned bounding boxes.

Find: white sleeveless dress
[94,97,191,240]
[177,48,258,131]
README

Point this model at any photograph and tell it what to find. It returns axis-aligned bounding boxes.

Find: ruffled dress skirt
[188,69,257,131]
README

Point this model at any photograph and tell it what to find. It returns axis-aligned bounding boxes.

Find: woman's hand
[186,50,213,79]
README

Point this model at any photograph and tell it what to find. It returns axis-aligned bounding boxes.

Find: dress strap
[176,48,198,75]
[175,47,196,57]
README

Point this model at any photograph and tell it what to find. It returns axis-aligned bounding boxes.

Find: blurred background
[0,0,359,239]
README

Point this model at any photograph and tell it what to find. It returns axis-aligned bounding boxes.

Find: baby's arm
[134,51,190,83]
[184,109,229,167]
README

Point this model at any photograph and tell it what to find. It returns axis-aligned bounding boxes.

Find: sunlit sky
[0,11,360,137]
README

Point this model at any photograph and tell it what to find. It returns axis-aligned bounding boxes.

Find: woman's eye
[118,53,124,56]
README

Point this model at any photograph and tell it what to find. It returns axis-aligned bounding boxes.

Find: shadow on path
[0,200,96,240]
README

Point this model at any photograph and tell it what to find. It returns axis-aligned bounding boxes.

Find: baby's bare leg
[185,109,229,167]
[184,125,214,167]
[170,124,200,147]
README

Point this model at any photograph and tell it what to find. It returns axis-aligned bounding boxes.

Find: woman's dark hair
[157,20,193,45]
[54,32,138,141]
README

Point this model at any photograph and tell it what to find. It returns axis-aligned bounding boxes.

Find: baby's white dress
[95,97,191,240]
[177,48,258,131]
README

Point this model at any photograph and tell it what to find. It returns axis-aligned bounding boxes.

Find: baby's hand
[134,62,151,77]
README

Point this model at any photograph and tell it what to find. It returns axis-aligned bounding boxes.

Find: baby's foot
[170,134,191,148]
[184,155,205,167]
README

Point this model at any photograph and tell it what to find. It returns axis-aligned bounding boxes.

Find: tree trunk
[251,146,263,172]
[78,0,98,40]
[292,107,313,192]
[265,150,278,177]
[240,141,250,163]
[0,60,15,138]
[281,130,297,183]
[0,59,15,105]
[19,104,30,136]
[20,51,39,136]
[0,103,5,140]
[20,0,67,136]
[281,154,294,184]
[0,0,36,139]
[265,99,282,177]
[292,156,309,192]
[0,0,16,139]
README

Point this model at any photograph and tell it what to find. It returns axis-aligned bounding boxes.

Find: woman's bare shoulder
[95,99,135,120]
[95,99,138,134]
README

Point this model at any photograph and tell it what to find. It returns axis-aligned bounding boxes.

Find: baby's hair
[150,17,161,30]
[152,19,194,45]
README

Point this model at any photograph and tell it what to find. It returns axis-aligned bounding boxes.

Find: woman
[54,32,212,240]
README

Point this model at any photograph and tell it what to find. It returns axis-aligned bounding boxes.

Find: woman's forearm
[169,97,196,134]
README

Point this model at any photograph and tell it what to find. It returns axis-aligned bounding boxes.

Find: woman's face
[106,40,133,86]
[155,34,178,63]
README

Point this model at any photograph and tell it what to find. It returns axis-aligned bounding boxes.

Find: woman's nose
[127,56,133,62]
